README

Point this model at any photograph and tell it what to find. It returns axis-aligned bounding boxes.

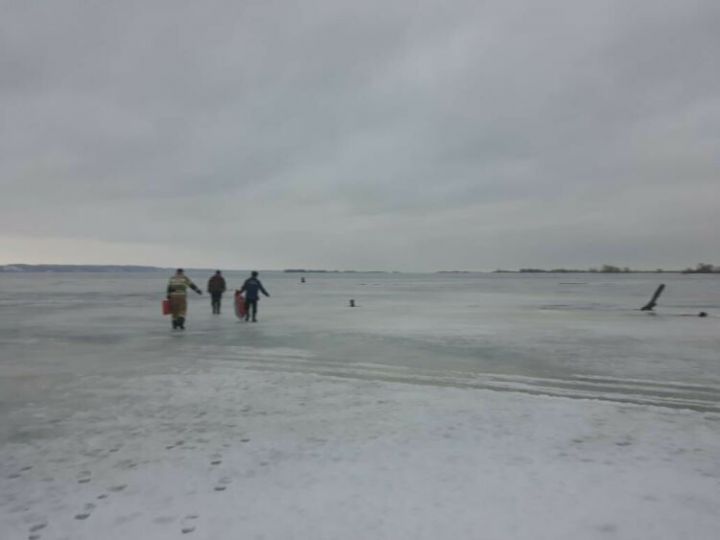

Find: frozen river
[1,271,719,539]
[1,271,719,422]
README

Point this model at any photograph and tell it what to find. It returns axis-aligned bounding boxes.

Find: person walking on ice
[166,268,202,329]
[239,271,270,322]
[207,270,227,314]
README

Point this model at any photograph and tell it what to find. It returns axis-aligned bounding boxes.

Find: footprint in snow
[214,477,231,491]
[74,502,95,520]
[28,522,47,533]
[77,471,92,484]
[181,514,199,533]
[615,441,632,447]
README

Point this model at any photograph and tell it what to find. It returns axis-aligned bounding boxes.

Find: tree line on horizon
[493,263,720,274]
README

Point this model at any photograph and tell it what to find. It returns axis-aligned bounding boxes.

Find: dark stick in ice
[641,284,665,311]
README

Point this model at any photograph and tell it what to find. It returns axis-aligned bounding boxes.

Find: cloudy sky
[1,0,718,271]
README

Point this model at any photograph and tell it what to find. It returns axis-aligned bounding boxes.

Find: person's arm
[221,278,226,292]
[186,277,202,295]
[259,281,270,297]
[239,279,247,294]
[166,282,173,299]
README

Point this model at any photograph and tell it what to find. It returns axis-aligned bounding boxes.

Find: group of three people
[166,269,270,329]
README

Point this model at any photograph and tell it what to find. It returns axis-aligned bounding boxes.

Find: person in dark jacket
[207,270,227,314]
[239,271,270,322]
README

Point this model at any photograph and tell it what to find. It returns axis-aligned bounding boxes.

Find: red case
[234,292,247,319]
[162,299,171,315]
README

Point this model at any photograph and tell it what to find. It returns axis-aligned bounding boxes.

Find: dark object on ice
[698,311,708,317]
[301,277,306,283]
[349,299,356,307]
[641,284,665,311]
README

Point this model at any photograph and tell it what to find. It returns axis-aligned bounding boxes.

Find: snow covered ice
[1,271,719,539]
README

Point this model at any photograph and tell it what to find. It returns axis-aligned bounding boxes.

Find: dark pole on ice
[641,284,665,311]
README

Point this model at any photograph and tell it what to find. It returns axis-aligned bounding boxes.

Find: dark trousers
[245,299,258,321]
[211,292,223,314]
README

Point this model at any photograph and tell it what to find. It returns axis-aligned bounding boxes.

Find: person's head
[176,268,184,275]
[215,270,221,275]
[251,271,259,278]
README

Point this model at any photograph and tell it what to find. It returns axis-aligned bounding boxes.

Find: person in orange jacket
[166,268,202,329]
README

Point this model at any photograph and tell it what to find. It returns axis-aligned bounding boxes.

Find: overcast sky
[1,0,718,271]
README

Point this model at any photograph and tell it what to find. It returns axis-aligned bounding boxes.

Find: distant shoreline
[1,264,717,275]
[283,269,391,274]
[0,265,395,274]
[0,264,168,273]
[491,269,683,274]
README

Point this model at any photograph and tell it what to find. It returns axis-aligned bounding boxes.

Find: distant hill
[0,264,166,273]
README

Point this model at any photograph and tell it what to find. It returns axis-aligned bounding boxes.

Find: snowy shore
[2,361,719,540]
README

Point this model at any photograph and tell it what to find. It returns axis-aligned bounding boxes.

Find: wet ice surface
[1,272,719,539]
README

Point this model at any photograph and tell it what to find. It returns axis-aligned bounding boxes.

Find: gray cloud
[1,0,719,270]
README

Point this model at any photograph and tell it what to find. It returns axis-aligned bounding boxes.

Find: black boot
[172,318,178,329]
[178,317,185,330]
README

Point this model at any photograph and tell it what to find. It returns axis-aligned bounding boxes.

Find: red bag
[162,299,171,315]
[234,291,247,319]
